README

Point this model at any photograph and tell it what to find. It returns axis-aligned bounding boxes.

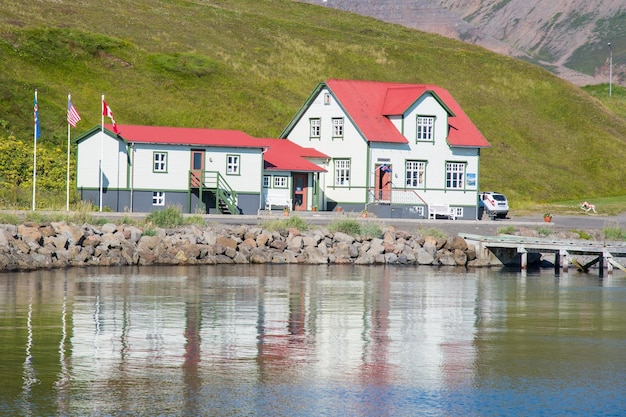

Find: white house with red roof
[74,125,327,214]
[279,79,491,219]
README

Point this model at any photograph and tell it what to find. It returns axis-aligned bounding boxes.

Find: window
[324,93,331,105]
[334,159,350,186]
[153,152,167,173]
[416,116,435,141]
[263,175,270,188]
[152,192,165,206]
[332,118,344,139]
[446,162,466,189]
[226,154,240,175]
[406,160,426,187]
[310,118,321,139]
[274,176,288,188]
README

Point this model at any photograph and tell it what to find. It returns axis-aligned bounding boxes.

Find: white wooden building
[279,79,491,219]
[74,126,326,214]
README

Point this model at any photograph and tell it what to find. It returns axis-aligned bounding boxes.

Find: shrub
[497,226,516,235]
[417,227,447,239]
[328,218,361,235]
[0,213,20,225]
[603,225,626,241]
[360,221,382,239]
[263,215,309,232]
[184,214,206,226]
[536,226,552,236]
[574,230,593,240]
[142,228,157,236]
[146,205,184,228]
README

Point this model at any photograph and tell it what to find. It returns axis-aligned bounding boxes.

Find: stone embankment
[0,221,497,272]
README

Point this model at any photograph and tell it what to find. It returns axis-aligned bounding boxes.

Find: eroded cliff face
[298,0,626,86]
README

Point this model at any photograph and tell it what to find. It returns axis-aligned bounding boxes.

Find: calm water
[1,264,626,416]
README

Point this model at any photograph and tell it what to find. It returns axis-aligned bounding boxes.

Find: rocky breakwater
[0,221,494,271]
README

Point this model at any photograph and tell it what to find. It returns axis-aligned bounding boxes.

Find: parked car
[479,192,509,219]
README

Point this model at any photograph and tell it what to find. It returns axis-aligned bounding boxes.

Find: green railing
[189,171,239,214]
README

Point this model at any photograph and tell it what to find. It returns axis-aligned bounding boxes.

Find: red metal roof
[103,125,326,173]
[325,79,490,148]
[106,124,264,148]
[256,138,328,172]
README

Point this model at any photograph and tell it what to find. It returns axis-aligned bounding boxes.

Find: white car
[480,192,509,219]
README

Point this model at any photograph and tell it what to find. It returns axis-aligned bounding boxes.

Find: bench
[428,204,456,220]
[264,190,293,211]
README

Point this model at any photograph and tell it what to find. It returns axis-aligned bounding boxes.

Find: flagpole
[32,90,38,211]
[100,93,104,212]
[66,93,71,212]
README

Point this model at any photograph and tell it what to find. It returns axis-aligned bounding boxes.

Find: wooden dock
[460,233,626,276]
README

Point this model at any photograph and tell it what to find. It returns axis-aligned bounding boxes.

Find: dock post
[599,255,605,278]
[606,252,613,276]
[560,249,569,273]
[554,252,560,275]
[519,248,527,271]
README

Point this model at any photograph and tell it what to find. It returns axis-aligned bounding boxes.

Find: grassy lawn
[511,195,626,216]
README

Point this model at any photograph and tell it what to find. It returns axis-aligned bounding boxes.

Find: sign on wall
[466,173,476,187]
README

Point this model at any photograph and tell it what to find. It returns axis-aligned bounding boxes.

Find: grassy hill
[1,0,626,209]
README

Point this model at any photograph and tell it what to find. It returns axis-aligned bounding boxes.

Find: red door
[190,150,204,186]
[293,174,307,211]
[375,164,392,201]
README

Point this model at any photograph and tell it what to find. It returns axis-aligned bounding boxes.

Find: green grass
[417,227,447,239]
[324,218,382,238]
[512,195,626,217]
[1,0,626,209]
[497,226,516,235]
[263,215,309,232]
[603,222,626,241]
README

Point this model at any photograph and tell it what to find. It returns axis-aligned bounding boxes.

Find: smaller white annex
[74,125,327,214]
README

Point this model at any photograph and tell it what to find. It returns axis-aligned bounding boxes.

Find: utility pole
[609,42,613,97]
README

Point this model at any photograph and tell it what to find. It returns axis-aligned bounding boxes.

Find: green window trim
[153,151,168,173]
[226,154,241,176]
[416,115,436,143]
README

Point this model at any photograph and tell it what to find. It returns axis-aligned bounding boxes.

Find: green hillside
[1,0,625,209]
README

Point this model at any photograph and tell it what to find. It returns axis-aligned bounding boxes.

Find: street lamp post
[609,42,613,97]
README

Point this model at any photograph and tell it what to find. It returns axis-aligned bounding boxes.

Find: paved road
[19,209,626,237]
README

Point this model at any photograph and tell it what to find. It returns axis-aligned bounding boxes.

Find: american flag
[67,98,81,128]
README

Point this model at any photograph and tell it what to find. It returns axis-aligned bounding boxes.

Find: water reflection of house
[6,268,481,414]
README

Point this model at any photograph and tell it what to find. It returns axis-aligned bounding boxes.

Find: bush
[263,215,309,232]
[146,205,184,228]
[497,226,516,235]
[360,222,382,239]
[328,218,361,235]
[184,214,206,226]
[417,227,447,239]
[603,225,626,241]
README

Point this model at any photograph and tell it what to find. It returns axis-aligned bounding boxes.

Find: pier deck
[460,233,626,276]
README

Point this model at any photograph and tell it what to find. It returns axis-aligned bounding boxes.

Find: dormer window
[416,116,435,142]
[332,118,344,139]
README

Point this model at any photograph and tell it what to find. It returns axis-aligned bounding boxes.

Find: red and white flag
[67,97,81,128]
[102,99,119,133]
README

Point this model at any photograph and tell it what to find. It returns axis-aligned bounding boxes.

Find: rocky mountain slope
[298,0,625,86]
